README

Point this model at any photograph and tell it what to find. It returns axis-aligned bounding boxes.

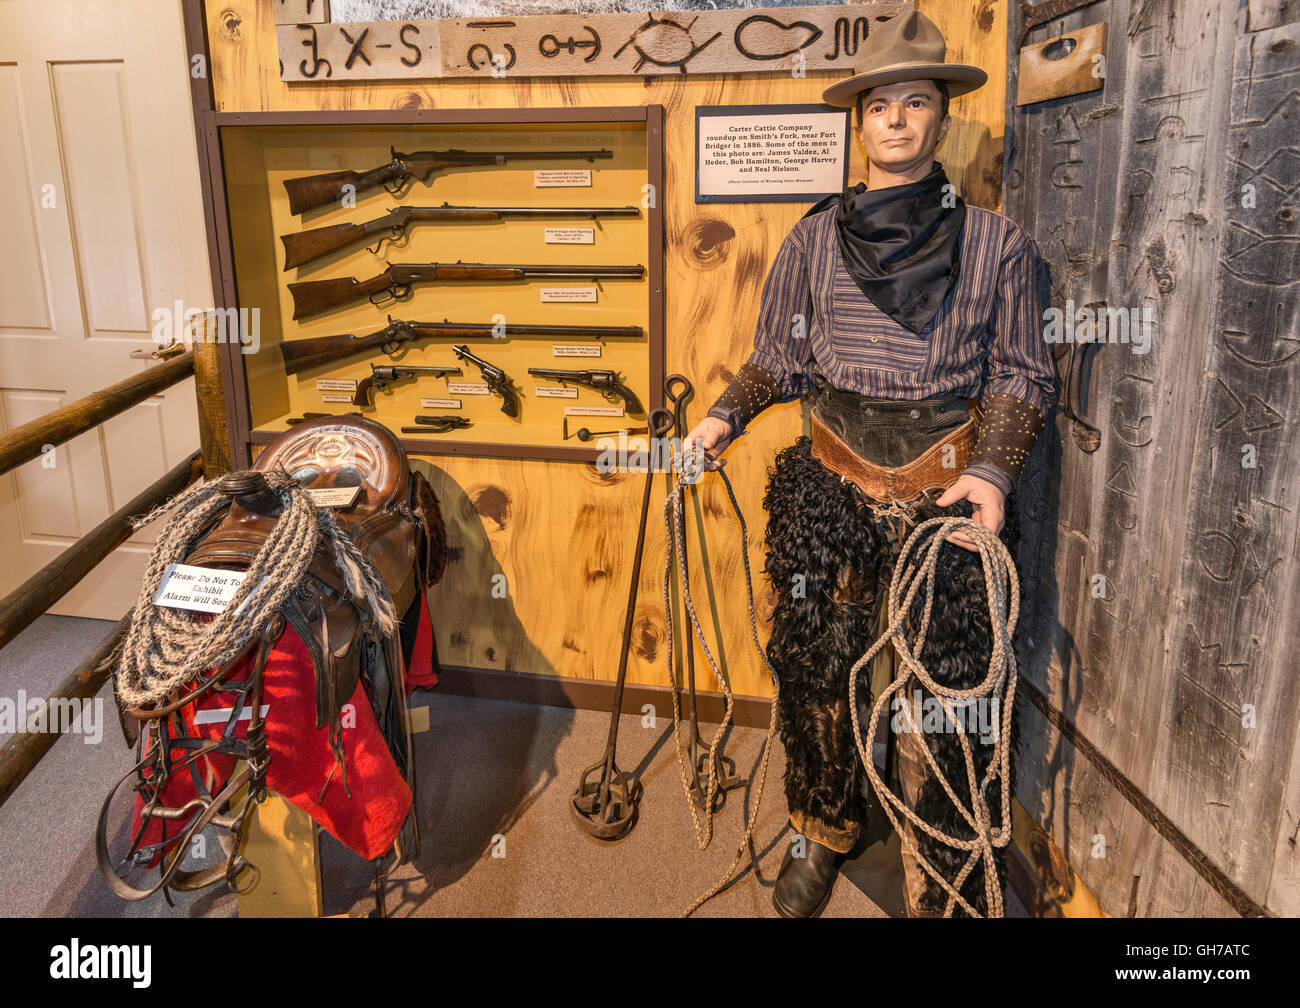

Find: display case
[207,106,664,467]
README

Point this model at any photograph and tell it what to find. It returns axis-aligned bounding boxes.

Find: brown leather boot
[772,838,845,918]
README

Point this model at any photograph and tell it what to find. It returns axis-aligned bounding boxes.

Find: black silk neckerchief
[811,163,966,334]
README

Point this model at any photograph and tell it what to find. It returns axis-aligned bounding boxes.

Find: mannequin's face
[857,79,950,178]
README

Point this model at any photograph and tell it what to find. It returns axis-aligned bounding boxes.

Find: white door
[0,0,210,619]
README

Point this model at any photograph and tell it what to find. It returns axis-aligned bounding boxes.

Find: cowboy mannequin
[685,11,1057,917]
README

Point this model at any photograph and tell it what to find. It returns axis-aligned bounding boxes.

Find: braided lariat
[847,515,1020,918]
[663,451,727,851]
[663,445,782,917]
[115,470,396,709]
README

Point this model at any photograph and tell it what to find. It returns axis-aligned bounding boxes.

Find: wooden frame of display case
[199,105,664,469]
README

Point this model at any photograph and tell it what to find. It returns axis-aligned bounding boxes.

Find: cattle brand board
[277,2,912,81]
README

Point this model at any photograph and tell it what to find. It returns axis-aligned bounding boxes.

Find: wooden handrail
[0,352,195,479]
[0,452,202,654]
[0,614,129,809]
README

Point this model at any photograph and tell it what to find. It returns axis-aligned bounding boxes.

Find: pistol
[353,363,462,407]
[527,368,644,415]
[452,345,521,418]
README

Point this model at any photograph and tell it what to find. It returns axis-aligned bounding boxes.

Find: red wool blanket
[130,592,437,867]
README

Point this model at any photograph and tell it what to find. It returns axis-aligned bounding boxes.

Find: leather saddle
[98,416,446,902]
[186,415,445,733]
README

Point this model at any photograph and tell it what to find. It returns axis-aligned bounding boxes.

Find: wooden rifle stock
[282,162,405,215]
[281,221,380,270]
[288,273,399,320]
[279,329,396,374]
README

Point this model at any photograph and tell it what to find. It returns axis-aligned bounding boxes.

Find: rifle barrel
[406,149,614,163]
[518,264,645,277]
[407,205,640,218]
[419,262,645,280]
[386,366,462,376]
[410,322,642,339]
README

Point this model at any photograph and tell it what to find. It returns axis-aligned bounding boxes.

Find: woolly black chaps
[762,435,1021,916]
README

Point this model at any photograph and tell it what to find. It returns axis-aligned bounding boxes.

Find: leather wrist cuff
[967,392,1043,490]
[707,361,783,440]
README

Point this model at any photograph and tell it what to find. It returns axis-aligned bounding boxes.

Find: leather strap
[98,629,277,901]
[95,741,256,901]
[810,412,976,503]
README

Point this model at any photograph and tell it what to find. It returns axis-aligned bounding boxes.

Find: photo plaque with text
[695,104,850,204]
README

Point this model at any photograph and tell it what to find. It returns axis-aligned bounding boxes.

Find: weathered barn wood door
[1007,0,1300,916]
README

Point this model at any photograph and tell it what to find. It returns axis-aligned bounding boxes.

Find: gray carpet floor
[1,614,1023,918]
[0,615,236,918]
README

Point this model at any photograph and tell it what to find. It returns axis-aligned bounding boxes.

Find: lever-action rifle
[283,147,614,216]
[528,367,644,415]
[279,315,645,375]
[353,364,462,407]
[288,261,645,320]
[453,345,521,418]
[281,204,641,271]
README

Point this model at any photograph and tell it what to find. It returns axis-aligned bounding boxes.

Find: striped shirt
[728,202,1058,494]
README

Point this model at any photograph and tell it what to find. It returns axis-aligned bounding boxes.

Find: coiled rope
[116,470,396,710]
[847,515,1019,918]
[662,445,782,917]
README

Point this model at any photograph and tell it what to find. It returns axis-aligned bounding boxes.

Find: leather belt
[810,412,978,504]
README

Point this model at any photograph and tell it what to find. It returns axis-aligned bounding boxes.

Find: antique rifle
[288,261,645,320]
[282,147,614,215]
[529,367,644,415]
[281,204,641,270]
[452,345,521,418]
[352,364,463,407]
[279,316,645,374]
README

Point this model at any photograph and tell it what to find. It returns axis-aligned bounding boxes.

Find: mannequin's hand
[935,475,1005,552]
[683,416,734,471]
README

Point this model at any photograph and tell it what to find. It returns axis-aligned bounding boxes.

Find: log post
[194,314,231,478]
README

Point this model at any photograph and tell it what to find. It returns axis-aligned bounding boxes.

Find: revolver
[526,368,643,415]
[353,363,462,407]
[452,345,521,418]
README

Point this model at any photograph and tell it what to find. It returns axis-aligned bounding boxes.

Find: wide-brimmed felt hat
[822,10,987,108]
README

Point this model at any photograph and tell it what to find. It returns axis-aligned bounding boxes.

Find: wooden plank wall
[205,0,1006,696]
[1006,0,1300,916]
